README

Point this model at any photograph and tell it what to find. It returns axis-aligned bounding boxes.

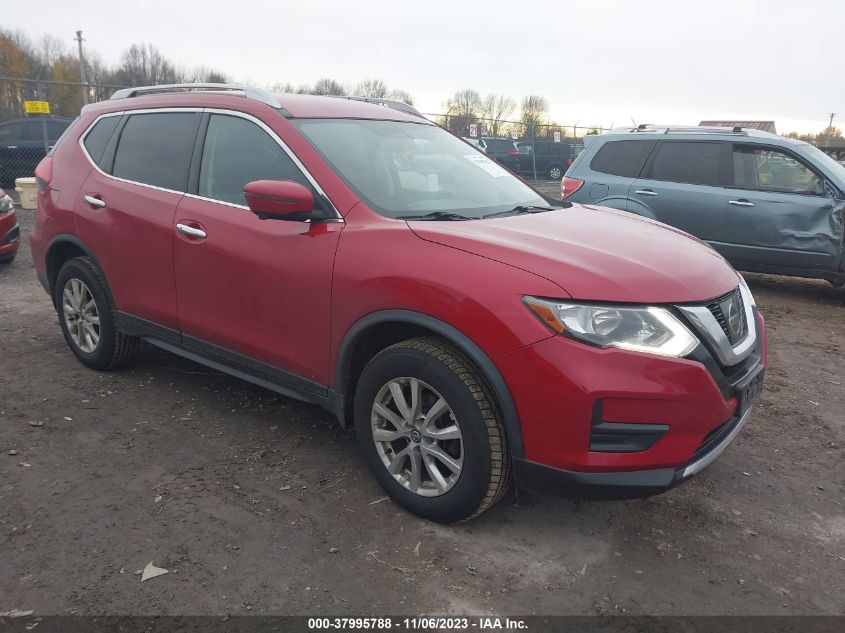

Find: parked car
[0,188,19,264]
[564,125,845,285]
[516,140,578,180]
[30,86,765,522]
[476,137,520,171]
[0,117,74,187]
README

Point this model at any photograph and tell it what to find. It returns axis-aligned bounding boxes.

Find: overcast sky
[5,0,843,133]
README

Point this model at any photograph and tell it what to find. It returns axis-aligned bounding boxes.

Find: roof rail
[335,95,424,118]
[109,83,283,109]
[626,124,750,136]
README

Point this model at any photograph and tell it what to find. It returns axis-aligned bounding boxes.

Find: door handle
[635,189,658,197]
[729,199,755,207]
[176,223,207,239]
[83,195,106,208]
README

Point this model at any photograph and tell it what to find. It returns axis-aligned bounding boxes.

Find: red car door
[172,112,343,390]
[75,111,202,330]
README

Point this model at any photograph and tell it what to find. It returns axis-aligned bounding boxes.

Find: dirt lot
[1,210,843,616]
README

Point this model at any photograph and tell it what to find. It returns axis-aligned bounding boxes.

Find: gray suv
[563,126,845,285]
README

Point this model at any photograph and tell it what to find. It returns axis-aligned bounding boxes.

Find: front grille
[705,288,747,345]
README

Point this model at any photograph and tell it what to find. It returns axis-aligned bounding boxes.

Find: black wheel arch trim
[335,309,524,458]
[44,234,101,295]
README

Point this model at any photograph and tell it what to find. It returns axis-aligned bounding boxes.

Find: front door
[172,112,342,391]
[721,143,843,272]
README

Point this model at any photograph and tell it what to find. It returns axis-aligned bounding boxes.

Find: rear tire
[0,253,15,265]
[55,257,139,370]
[548,164,564,180]
[354,337,511,522]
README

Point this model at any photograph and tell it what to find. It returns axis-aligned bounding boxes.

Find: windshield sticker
[465,154,509,177]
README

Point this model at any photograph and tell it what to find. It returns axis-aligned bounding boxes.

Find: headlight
[0,195,11,213]
[738,275,756,307]
[524,297,699,358]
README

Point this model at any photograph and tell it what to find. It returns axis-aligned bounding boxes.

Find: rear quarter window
[83,116,121,166]
[589,140,656,178]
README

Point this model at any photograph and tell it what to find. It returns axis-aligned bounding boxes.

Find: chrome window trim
[676,282,757,367]
[77,107,343,221]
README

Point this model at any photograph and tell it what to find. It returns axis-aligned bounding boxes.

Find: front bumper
[514,405,754,499]
[498,309,766,495]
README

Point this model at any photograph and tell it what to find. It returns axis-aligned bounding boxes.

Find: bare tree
[481,93,516,137]
[116,43,181,86]
[311,78,346,96]
[444,89,482,135]
[388,88,414,106]
[268,81,297,94]
[355,78,388,98]
[519,94,550,137]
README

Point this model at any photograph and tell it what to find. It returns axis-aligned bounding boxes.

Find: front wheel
[354,338,511,522]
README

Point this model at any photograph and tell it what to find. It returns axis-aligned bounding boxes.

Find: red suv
[0,188,19,264]
[29,85,766,522]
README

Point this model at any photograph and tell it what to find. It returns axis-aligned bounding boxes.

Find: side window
[198,114,319,207]
[733,145,824,195]
[47,120,71,139]
[0,121,23,142]
[650,141,722,186]
[112,112,199,191]
[83,116,121,166]
[590,140,656,178]
[22,121,45,141]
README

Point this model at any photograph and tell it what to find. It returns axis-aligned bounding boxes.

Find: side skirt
[115,312,345,424]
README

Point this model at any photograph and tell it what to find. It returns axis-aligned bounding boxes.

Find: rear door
[75,110,201,331]
[628,140,728,242]
[721,143,842,272]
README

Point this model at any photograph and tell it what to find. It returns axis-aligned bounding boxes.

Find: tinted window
[590,140,656,178]
[199,114,317,207]
[83,116,121,166]
[113,113,199,191]
[21,121,46,141]
[47,119,72,138]
[0,121,24,142]
[650,141,722,186]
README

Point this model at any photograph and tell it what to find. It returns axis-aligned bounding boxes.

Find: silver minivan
[563,125,845,285]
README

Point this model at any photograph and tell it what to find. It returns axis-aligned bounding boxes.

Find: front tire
[55,257,139,370]
[0,253,15,265]
[354,337,510,522]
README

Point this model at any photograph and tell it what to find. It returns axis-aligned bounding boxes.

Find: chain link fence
[425,113,609,182]
[0,77,125,188]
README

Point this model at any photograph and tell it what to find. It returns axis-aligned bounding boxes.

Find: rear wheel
[548,164,564,180]
[0,253,15,265]
[354,337,510,522]
[55,257,139,370]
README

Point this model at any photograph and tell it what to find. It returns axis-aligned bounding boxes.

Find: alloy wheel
[370,377,464,497]
[62,278,100,353]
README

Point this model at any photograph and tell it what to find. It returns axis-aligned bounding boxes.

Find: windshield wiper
[397,211,476,221]
[482,205,558,219]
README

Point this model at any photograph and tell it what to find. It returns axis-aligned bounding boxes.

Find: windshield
[802,145,845,185]
[293,119,549,219]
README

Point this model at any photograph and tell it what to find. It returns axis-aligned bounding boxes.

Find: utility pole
[75,30,89,105]
[828,113,836,145]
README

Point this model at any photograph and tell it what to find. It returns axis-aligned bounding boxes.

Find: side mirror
[244,180,324,221]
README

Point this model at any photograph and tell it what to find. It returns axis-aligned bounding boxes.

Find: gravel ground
[1,209,843,616]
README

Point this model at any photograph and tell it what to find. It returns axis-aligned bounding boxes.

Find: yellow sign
[24,100,51,114]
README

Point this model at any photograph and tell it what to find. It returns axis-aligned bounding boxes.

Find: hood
[408,204,739,303]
